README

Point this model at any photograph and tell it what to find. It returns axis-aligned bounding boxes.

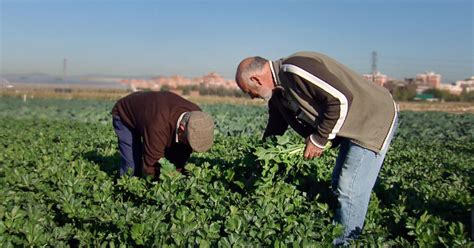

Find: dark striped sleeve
[263,91,316,140]
[263,96,289,140]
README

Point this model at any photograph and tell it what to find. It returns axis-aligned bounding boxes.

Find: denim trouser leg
[332,117,398,245]
[112,116,143,177]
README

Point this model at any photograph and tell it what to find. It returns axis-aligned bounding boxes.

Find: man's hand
[304,137,324,160]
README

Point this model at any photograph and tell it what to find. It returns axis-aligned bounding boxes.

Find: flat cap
[186,111,214,152]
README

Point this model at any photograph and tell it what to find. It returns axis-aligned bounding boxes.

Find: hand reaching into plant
[303,136,324,160]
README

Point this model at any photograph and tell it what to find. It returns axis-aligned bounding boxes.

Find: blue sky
[1,0,473,82]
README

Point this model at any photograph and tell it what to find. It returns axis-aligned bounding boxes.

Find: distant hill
[1,73,132,89]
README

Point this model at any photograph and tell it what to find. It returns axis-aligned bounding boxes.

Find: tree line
[385,83,474,102]
[160,83,474,102]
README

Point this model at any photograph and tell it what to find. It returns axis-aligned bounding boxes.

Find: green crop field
[0,96,473,247]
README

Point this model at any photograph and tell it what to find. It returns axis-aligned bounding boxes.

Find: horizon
[1,0,473,83]
[2,71,473,85]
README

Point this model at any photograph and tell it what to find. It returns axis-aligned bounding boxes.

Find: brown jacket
[264,52,397,153]
[112,91,200,176]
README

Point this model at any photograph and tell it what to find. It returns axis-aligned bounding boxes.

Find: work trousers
[332,116,399,245]
[112,115,143,177]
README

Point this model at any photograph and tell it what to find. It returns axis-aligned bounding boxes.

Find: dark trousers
[112,116,143,177]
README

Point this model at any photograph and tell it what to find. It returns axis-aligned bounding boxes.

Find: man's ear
[179,124,185,131]
[250,76,262,86]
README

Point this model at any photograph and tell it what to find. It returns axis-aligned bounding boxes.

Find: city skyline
[1,0,473,83]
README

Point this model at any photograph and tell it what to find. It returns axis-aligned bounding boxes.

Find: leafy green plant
[0,97,472,247]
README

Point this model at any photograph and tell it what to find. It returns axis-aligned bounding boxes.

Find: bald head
[234,56,275,101]
[235,56,268,89]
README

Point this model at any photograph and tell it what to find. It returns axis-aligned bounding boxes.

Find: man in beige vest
[235,51,398,245]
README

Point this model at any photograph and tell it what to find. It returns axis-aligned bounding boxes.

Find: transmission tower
[371,51,377,77]
[63,58,68,82]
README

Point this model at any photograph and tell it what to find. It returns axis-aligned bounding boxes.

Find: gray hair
[237,56,267,87]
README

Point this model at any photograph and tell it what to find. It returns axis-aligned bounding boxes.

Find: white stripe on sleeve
[282,64,348,139]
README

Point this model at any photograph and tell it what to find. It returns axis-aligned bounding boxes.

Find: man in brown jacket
[112,91,214,179]
[235,51,398,245]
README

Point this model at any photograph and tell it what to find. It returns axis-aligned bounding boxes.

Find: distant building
[120,72,239,94]
[121,78,159,92]
[363,72,388,87]
[440,76,474,95]
[416,71,441,89]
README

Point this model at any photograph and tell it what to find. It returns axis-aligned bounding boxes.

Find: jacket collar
[175,112,187,143]
[270,59,285,89]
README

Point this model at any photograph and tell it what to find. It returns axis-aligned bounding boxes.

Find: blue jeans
[112,116,143,177]
[332,116,398,245]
